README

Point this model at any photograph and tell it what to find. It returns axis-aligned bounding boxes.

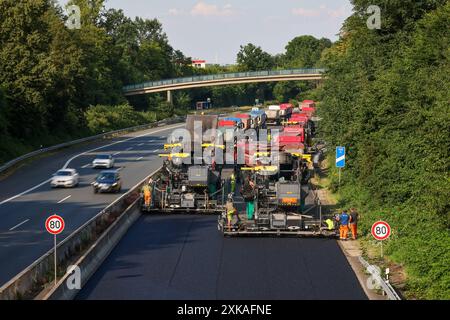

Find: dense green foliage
[0,0,192,164]
[317,0,450,299]
[85,104,156,134]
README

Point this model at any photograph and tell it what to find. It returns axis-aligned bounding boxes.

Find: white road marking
[149,140,155,143]
[126,147,133,151]
[153,149,160,153]
[0,123,184,206]
[138,143,144,146]
[9,219,30,231]
[136,157,143,161]
[57,195,72,203]
[0,179,52,205]
[113,151,121,156]
[82,164,91,168]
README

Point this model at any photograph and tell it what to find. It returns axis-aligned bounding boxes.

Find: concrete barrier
[42,196,142,300]
[0,168,161,300]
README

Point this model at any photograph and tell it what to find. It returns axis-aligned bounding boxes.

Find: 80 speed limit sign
[45,215,65,235]
[371,221,391,241]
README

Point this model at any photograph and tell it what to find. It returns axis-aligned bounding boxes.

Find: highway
[0,123,183,286]
[77,214,367,300]
[0,121,367,300]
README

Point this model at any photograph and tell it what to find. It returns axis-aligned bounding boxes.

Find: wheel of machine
[93,188,98,194]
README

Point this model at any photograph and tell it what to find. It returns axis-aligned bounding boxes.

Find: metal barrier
[0,167,162,300]
[0,116,186,175]
[123,69,326,92]
[358,256,401,300]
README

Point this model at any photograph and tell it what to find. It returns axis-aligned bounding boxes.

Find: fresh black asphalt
[77,214,367,300]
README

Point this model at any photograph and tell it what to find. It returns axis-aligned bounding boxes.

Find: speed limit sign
[371,221,391,241]
[45,215,65,235]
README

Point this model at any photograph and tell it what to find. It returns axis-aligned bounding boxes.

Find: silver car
[92,154,115,169]
[51,169,79,188]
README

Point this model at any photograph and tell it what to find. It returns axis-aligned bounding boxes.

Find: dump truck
[265,105,281,126]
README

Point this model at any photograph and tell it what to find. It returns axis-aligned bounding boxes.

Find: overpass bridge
[122,68,325,102]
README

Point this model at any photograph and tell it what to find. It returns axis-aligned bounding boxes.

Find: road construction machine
[140,114,228,214]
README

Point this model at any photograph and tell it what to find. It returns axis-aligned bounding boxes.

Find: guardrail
[123,68,326,92]
[0,167,162,300]
[0,116,186,175]
[358,256,401,300]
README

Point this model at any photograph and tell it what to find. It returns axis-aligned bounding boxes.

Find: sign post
[371,221,391,258]
[336,146,345,186]
[45,215,65,286]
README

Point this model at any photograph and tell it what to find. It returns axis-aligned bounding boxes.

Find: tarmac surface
[77,214,367,300]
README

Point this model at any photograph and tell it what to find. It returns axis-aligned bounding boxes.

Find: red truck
[279,103,294,119]
[235,113,251,130]
[300,100,316,117]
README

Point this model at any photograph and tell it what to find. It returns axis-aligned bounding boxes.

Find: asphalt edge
[337,240,386,300]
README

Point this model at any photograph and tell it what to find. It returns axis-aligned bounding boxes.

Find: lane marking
[137,143,144,146]
[0,123,184,206]
[0,179,52,205]
[126,147,133,151]
[9,219,30,231]
[149,140,155,143]
[153,149,160,153]
[113,151,121,156]
[57,195,72,204]
[82,164,91,168]
[136,157,143,161]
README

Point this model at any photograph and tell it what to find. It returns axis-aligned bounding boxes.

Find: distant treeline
[0,0,331,164]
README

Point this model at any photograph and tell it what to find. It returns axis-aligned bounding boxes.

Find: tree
[318,0,450,299]
[237,43,274,71]
[284,35,332,68]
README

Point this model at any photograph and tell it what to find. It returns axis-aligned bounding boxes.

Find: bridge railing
[123,68,326,92]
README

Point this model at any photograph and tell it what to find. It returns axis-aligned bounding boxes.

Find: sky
[58,0,354,65]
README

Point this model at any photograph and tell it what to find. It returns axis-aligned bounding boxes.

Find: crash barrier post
[0,116,186,174]
[0,168,162,300]
[358,256,401,300]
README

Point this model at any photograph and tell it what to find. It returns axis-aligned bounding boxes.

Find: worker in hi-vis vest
[230,173,236,193]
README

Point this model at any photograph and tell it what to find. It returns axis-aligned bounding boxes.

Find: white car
[51,169,79,188]
[92,154,115,169]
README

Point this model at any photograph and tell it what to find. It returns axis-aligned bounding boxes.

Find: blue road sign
[336,146,345,168]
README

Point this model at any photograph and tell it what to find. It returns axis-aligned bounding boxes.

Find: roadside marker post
[336,146,345,186]
[45,214,65,286]
[371,221,391,258]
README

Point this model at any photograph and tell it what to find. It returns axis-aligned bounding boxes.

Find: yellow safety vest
[325,219,334,230]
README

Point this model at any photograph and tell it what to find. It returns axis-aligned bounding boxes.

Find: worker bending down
[225,194,239,230]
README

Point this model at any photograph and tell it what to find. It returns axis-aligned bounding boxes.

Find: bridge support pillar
[167,90,173,104]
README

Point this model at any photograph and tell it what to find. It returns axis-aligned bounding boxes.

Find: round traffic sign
[45,215,65,235]
[371,221,391,241]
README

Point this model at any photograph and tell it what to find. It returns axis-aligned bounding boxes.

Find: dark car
[92,170,122,193]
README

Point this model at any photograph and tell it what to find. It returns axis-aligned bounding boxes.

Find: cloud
[292,5,349,19]
[191,2,235,17]
[327,6,347,18]
[291,8,320,17]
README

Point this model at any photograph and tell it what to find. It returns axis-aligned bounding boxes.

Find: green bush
[85,104,156,134]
